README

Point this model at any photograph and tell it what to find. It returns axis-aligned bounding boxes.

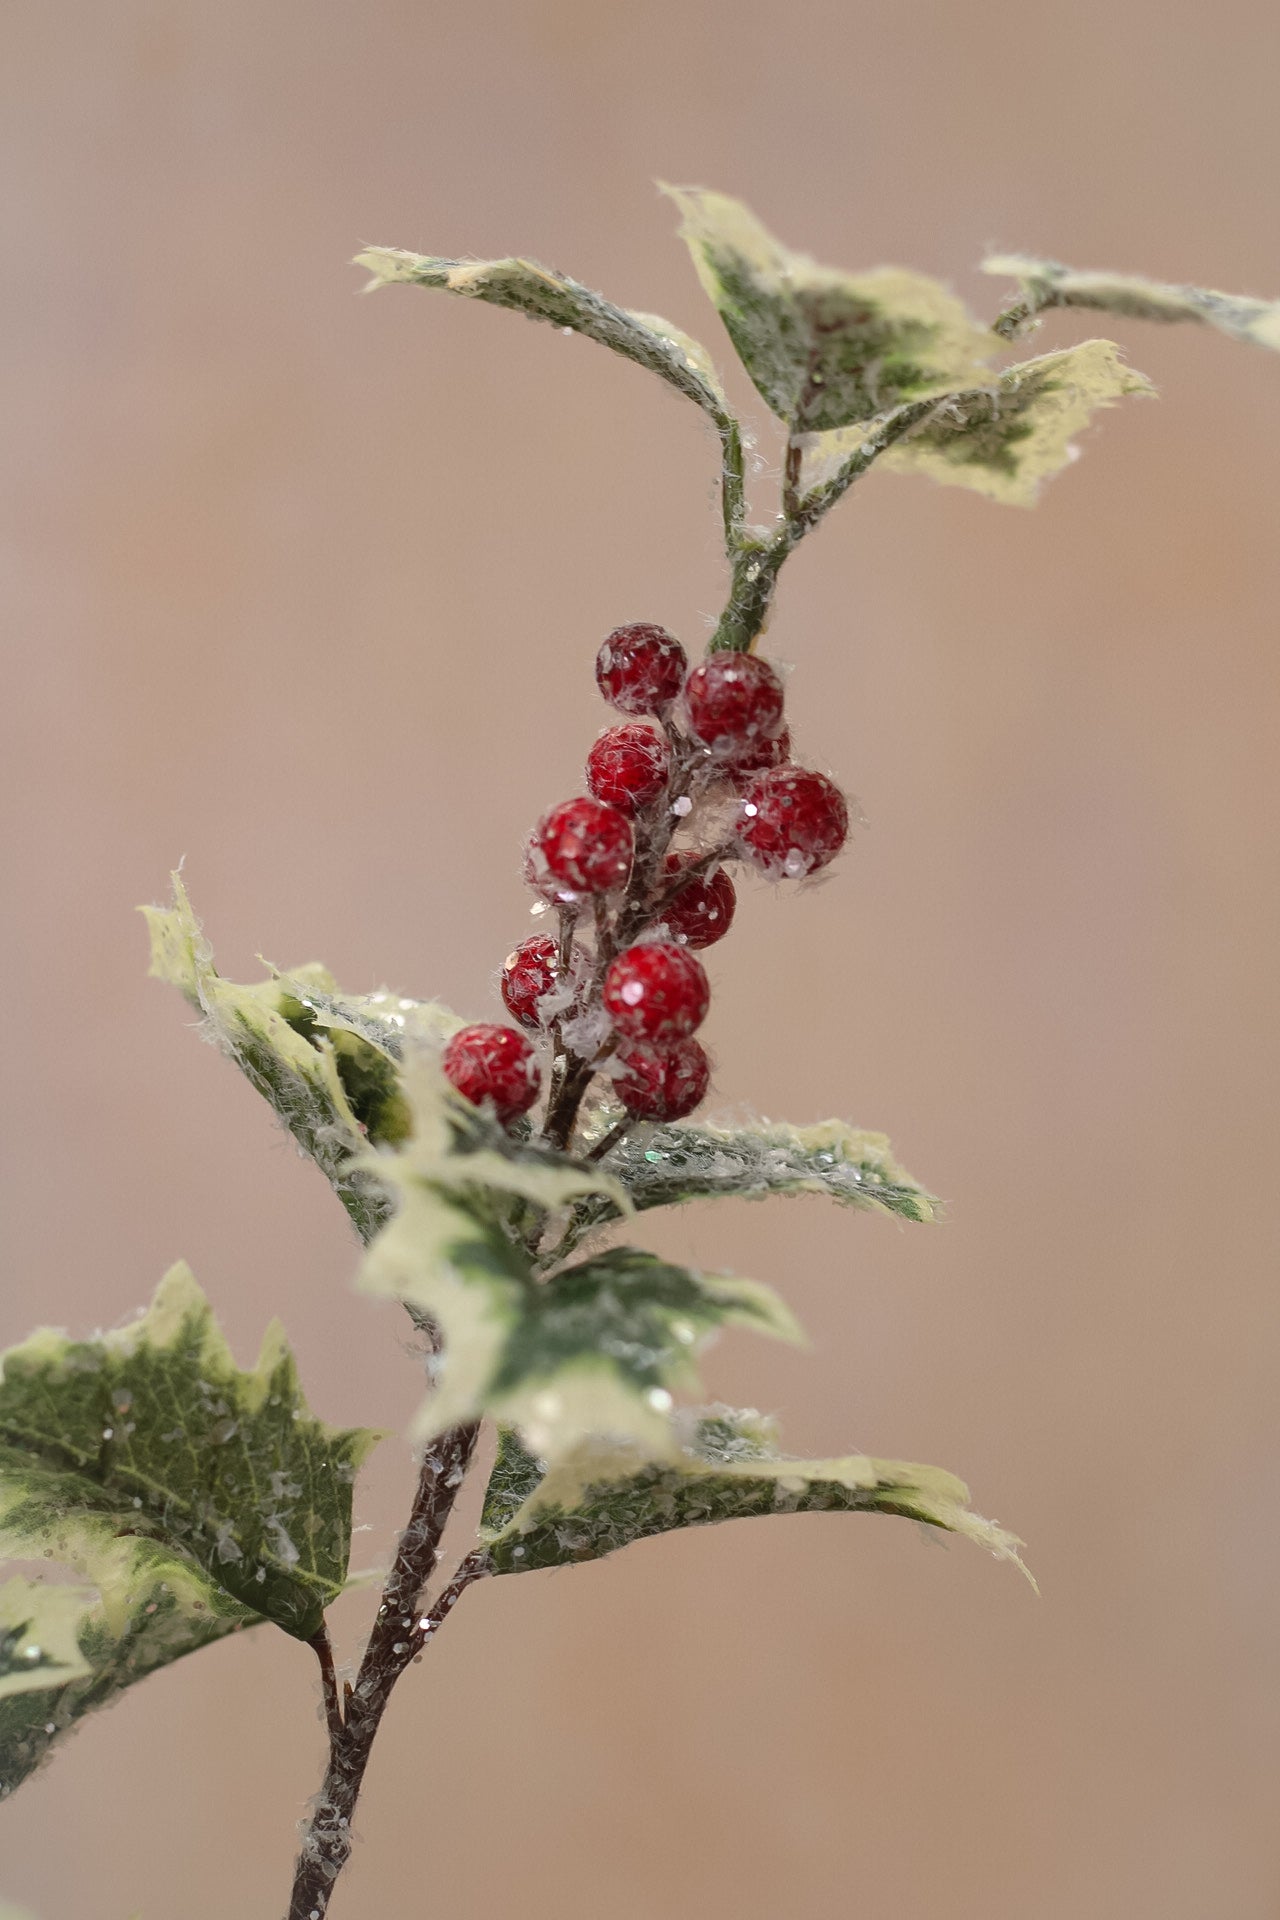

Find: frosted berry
[529,796,633,897]
[732,723,792,778]
[603,941,709,1041]
[596,623,687,715]
[613,1037,711,1122]
[586,724,671,814]
[739,766,849,877]
[442,1024,540,1123]
[683,652,785,761]
[500,935,581,1030]
[659,853,737,950]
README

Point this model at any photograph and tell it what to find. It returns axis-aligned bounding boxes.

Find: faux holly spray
[1,189,1275,1920]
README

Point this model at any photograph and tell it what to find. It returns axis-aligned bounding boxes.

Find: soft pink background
[4,3,1280,1916]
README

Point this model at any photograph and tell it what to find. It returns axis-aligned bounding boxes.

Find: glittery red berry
[596,623,688,715]
[683,653,785,761]
[603,941,709,1041]
[731,724,792,777]
[442,1024,541,1122]
[500,935,582,1031]
[658,854,737,950]
[529,797,633,897]
[585,724,671,814]
[739,766,849,877]
[612,1036,711,1122]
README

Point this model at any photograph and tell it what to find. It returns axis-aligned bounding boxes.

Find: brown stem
[308,1625,345,1750]
[538,727,712,1157]
[585,1116,632,1163]
[285,1422,482,1920]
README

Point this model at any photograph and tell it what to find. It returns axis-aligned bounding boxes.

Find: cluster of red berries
[441,622,850,1140]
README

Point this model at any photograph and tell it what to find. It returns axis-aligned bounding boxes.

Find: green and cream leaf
[0,1579,93,1700]
[599,1117,938,1223]
[475,1249,801,1463]
[984,254,1280,351]
[481,1407,1028,1579]
[0,1548,252,1799]
[354,247,731,424]
[0,1263,379,1643]
[143,875,462,1242]
[360,1097,799,1463]
[665,186,992,431]
[806,340,1153,508]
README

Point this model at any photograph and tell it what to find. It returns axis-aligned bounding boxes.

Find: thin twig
[585,1115,632,1163]
[308,1625,345,1750]
[285,1421,481,1920]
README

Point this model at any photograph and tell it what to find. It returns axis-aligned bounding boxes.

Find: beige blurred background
[4,2,1280,1916]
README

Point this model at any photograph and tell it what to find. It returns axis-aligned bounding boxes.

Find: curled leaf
[665,185,992,430]
[143,875,461,1241]
[806,340,1154,508]
[603,1117,938,1223]
[481,1408,1029,1581]
[985,254,1280,351]
[355,248,730,421]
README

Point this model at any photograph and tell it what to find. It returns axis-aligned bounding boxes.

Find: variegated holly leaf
[355,248,731,422]
[805,340,1153,509]
[0,1578,93,1700]
[480,1407,1028,1580]
[0,1550,253,1800]
[664,185,991,432]
[0,1263,379,1643]
[984,254,1280,351]
[363,1193,799,1465]
[360,1092,799,1465]
[595,1117,937,1223]
[143,874,462,1242]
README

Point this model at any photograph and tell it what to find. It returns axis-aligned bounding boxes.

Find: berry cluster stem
[537,729,707,1155]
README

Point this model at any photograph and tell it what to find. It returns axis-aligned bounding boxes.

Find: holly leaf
[0,1554,252,1800]
[360,1090,799,1465]
[480,1407,1029,1580]
[0,1263,380,1643]
[664,185,992,431]
[594,1117,938,1224]
[984,254,1280,351]
[0,1578,93,1700]
[805,340,1154,509]
[142,874,462,1242]
[354,247,731,422]
[473,1248,801,1464]
[359,1058,791,1461]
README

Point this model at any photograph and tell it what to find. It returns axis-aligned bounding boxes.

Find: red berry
[658,854,737,950]
[613,1037,711,1122]
[732,724,792,777]
[739,766,849,877]
[585,724,671,814]
[529,797,633,897]
[500,935,582,1030]
[596,623,687,715]
[603,941,709,1041]
[442,1024,541,1122]
[683,653,785,761]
